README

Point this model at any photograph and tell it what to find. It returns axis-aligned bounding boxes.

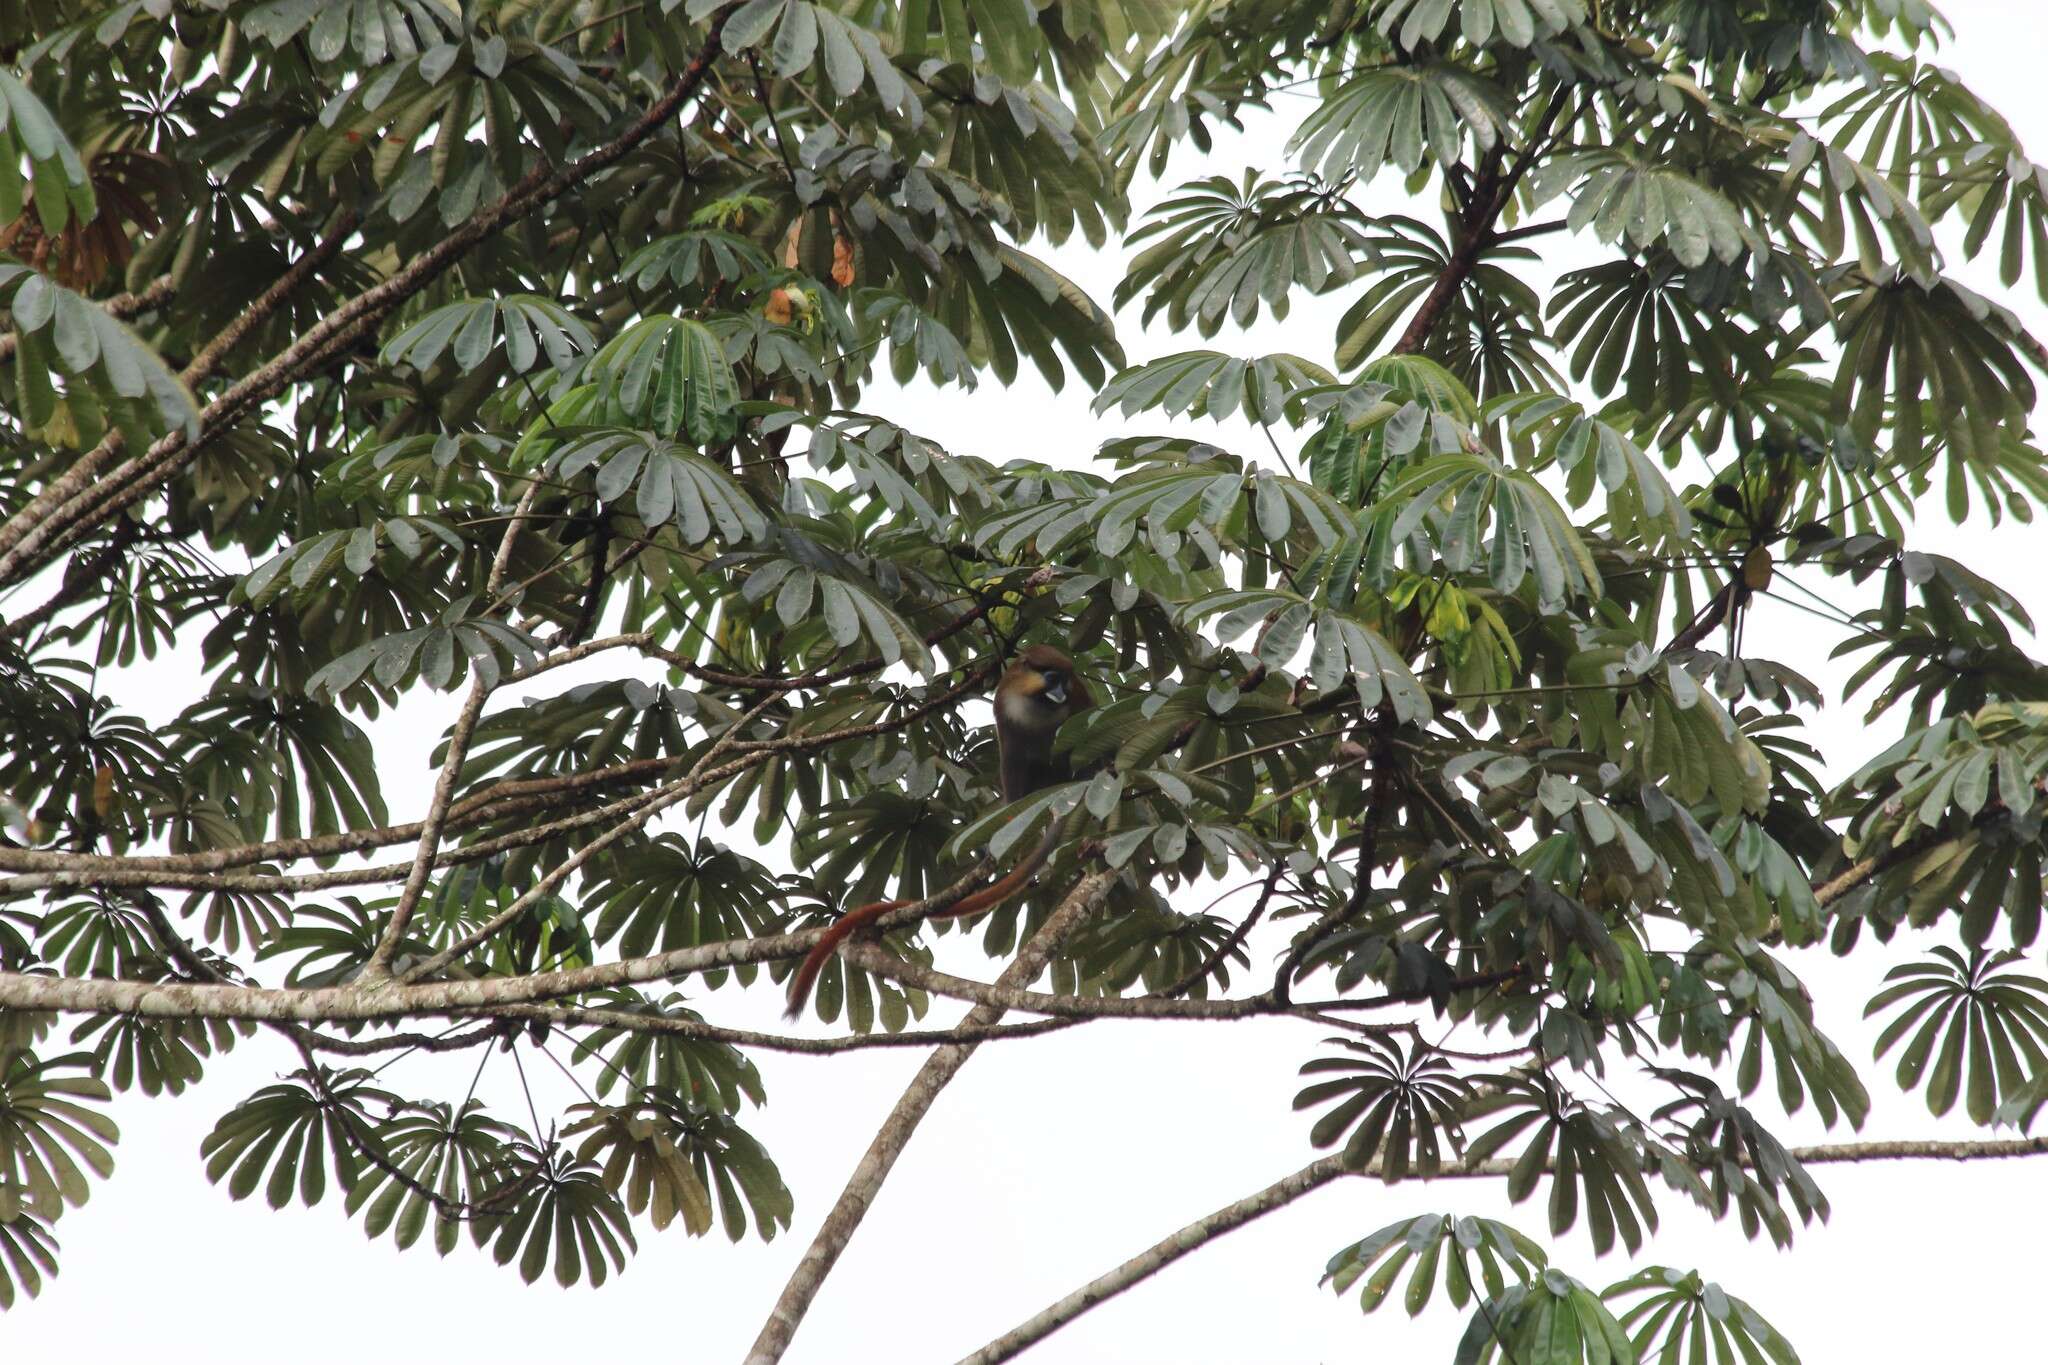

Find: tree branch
[367,479,543,975]
[743,869,1120,1365]
[475,1001,1086,1054]
[0,664,995,898]
[844,945,1514,1021]
[1389,89,1568,357]
[958,1154,1350,1365]
[960,1134,2048,1363]
[1161,861,1285,998]
[0,6,743,588]
[0,208,359,582]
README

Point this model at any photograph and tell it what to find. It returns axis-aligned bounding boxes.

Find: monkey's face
[998,646,1089,736]
[1037,663,1070,708]
[998,664,1070,734]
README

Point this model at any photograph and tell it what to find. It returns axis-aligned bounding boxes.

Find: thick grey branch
[961,1135,2048,1364]
[743,869,1120,1365]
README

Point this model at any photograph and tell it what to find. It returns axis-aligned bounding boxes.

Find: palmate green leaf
[861,290,979,389]
[1830,273,2038,473]
[1622,672,1773,817]
[238,516,464,607]
[1295,1035,1470,1178]
[852,0,1042,87]
[0,1207,58,1309]
[240,0,460,65]
[622,230,777,295]
[564,1102,717,1235]
[1061,888,1255,996]
[1780,132,1938,280]
[1528,150,1754,269]
[1718,959,1871,1131]
[305,27,614,216]
[0,263,197,446]
[0,70,94,234]
[341,1100,521,1257]
[200,1067,393,1210]
[1346,350,1484,426]
[0,1051,116,1221]
[584,316,741,444]
[1647,1069,1828,1248]
[454,678,695,822]
[797,788,974,914]
[1116,171,1378,337]
[582,836,788,971]
[737,557,938,672]
[481,1143,635,1287]
[949,780,1088,863]
[1819,51,2013,202]
[1329,218,1537,374]
[806,416,968,531]
[1487,392,1691,548]
[1296,367,1472,515]
[1377,451,1602,611]
[1324,1212,1547,1317]
[923,62,1121,249]
[626,1100,793,1243]
[778,875,936,1032]
[379,294,597,375]
[1312,610,1432,722]
[938,244,1125,392]
[1542,259,1763,418]
[545,429,769,547]
[1456,1270,1639,1365]
[168,688,389,846]
[1866,947,2048,1125]
[36,894,154,978]
[1093,351,1337,426]
[1928,148,2048,305]
[1462,1074,1659,1256]
[304,598,538,703]
[69,1004,248,1099]
[566,989,768,1109]
[1290,64,1512,185]
[976,462,1351,568]
[1838,702,2048,851]
[1366,0,1587,49]
[746,0,921,115]
[1604,1267,1800,1365]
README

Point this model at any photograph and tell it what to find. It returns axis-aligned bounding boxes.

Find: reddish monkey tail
[783,899,906,1019]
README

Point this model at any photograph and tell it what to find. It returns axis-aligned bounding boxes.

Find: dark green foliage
[0,0,2045,1349]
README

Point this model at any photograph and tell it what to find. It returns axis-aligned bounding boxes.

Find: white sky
[11,2,2048,1360]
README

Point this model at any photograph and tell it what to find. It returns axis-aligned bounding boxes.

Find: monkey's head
[997,644,1091,736]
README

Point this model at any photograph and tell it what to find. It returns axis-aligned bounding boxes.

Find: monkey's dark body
[783,645,1092,1017]
[995,643,1089,801]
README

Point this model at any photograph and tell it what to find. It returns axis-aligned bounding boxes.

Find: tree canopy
[3,0,2048,1358]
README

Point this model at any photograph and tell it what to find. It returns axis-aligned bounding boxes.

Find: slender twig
[1160,860,1286,998]
[476,1001,1086,1054]
[367,479,543,976]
